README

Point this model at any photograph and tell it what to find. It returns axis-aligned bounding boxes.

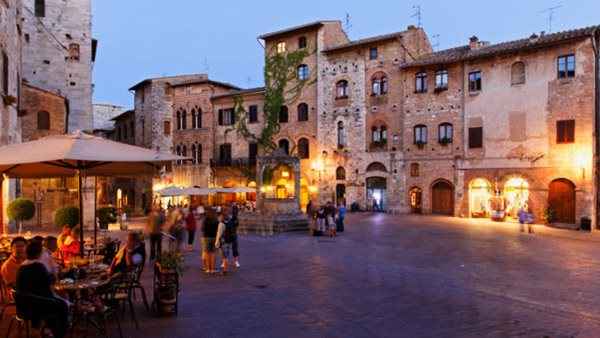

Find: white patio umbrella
[0,131,190,256]
[216,186,256,194]
[156,185,187,197]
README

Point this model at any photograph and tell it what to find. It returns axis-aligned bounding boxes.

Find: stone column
[294,160,301,212]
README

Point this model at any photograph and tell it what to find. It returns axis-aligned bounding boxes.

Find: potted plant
[54,205,79,227]
[439,137,452,146]
[155,251,187,315]
[96,206,116,230]
[433,87,447,94]
[155,251,187,275]
[415,140,426,149]
[6,198,35,235]
[156,285,177,313]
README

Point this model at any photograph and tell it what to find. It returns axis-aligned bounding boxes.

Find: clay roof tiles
[402,25,600,67]
[258,21,339,40]
[210,87,266,100]
[323,31,407,53]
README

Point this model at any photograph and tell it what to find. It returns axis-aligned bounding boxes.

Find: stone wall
[93,103,124,131]
[21,0,94,131]
[20,83,66,141]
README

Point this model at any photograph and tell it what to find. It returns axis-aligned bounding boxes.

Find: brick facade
[20,83,67,141]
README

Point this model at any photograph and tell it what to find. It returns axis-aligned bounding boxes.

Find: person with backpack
[215,211,235,275]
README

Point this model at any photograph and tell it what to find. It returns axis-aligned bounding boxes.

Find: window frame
[336,80,349,99]
[276,42,286,54]
[298,36,307,49]
[279,106,289,123]
[298,138,309,159]
[414,125,427,144]
[410,163,419,177]
[297,103,308,122]
[468,71,482,92]
[438,123,453,143]
[415,71,427,93]
[248,105,258,123]
[297,64,309,80]
[511,62,526,85]
[468,127,483,148]
[163,120,171,135]
[34,0,45,17]
[557,54,575,79]
[435,69,448,89]
[370,47,378,60]
[556,119,575,143]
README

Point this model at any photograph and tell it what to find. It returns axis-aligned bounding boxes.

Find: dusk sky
[91,0,600,108]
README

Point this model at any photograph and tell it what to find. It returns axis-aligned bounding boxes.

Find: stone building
[93,103,124,135]
[21,0,95,132]
[401,27,600,228]
[20,83,67,141]
[129,21,600,229]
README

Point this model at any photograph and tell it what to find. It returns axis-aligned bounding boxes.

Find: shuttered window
[468,127,483,148]
[556,120,575,143]
[248,105,258,123]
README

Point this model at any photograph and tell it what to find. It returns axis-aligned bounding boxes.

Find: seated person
[56,225,71,251]
[1,236,26,287]
[62,227,81,260]
[108,233,146,277]
[41,236,59,281]
[16,240,69,338]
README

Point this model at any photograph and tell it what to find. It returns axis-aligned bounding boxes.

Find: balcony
[210,157,255,168]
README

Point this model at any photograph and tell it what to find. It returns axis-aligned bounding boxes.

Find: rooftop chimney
[469,36,479,50]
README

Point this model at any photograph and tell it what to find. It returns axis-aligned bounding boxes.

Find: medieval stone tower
[21,0,94,132]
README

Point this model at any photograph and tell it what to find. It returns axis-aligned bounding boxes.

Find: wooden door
[548,179,575,223]
[432,181,454,215]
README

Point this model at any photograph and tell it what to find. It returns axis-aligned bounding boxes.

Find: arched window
[182,145,187,158]
[511,61,526,85]
[197,144,202,164]
[176,110,182,130]
[176,145,181,164]
[279,106,288,123]
[297,103,308,122]
[372,126,380,142]
[336,167,346,180]
[336,80,349,99]
[181,110,187,130]
[381,76,388,94]
[410,163,419,177]
[192,144,197,164]
[381,126,387,141]
[163,120,171,135]
[435,69,448,89]
[372,78,380,95]
[438,123,453,143]
[337,121,344,147]
[298,138,309,159]
[366,162,387,172]
[36,111,50,130]
[278,139,289,155]
[415,71,427,93]
[414,124,427,144]
[191,109,197,129]
[298,64,309,80]
[195,109,202,128]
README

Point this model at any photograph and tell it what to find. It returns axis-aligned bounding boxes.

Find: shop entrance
[431,181,454,215]
[504,178,529,219]
[366,177,386,212]
[469,178,492,218]
[548,179,576,224]
[409,187,422,213]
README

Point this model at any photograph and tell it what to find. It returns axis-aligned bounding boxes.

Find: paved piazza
[4,214,600,337]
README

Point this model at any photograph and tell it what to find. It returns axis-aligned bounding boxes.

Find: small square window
[298,36,307,49]
[557,54,575,79]
[556,120,575,143]
[370,48,378,60]
[468,71,481,92]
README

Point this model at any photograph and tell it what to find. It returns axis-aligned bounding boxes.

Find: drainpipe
[592,30,600,229]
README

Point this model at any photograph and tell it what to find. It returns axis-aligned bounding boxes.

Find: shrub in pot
[96,206,117,229]
[7,198,35,235]
[55,205,79,227]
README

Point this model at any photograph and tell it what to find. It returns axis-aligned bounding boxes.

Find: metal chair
[5,290,63,338]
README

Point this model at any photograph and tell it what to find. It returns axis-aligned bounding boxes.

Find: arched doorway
[409,187,422,213]
[548,179,576,224]
[336,184,346,206]
[504,178,529,219]
[469,178,492,218]
[276,178,288,199]
[300,178,309,210]
[366,177,386,211]
[431,180,454,215]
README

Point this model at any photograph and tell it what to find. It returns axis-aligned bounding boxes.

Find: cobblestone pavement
[3,214,600,337]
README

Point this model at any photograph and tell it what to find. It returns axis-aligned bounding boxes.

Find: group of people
[146,201,241,276]
[1,236,69,337]
[56,225,81,260]
[307,201,346,237]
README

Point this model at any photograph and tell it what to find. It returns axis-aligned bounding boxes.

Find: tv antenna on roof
[343,13,352,34]
[411,5,422,27]
[539,5,562,33]
[203,57,210,73]
[247,77,253,88]
[432,34,439,51]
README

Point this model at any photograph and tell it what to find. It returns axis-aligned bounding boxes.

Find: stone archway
[409,187,422,214]
[548,178,576,224]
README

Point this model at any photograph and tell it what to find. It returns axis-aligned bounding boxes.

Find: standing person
[1,236,27,287]
[169,208,186,252]
[186,206,198,252]
[229,202,241,268]
[325,201,336,237]
[215,212,235,275]
[16,241,69,338]
[316,204,326,236]
[336,201,346,233]
[201,208,219,273]
[146,204,165,260]
[366,196,373,213]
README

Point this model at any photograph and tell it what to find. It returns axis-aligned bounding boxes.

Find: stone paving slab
[3,214,600,337]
